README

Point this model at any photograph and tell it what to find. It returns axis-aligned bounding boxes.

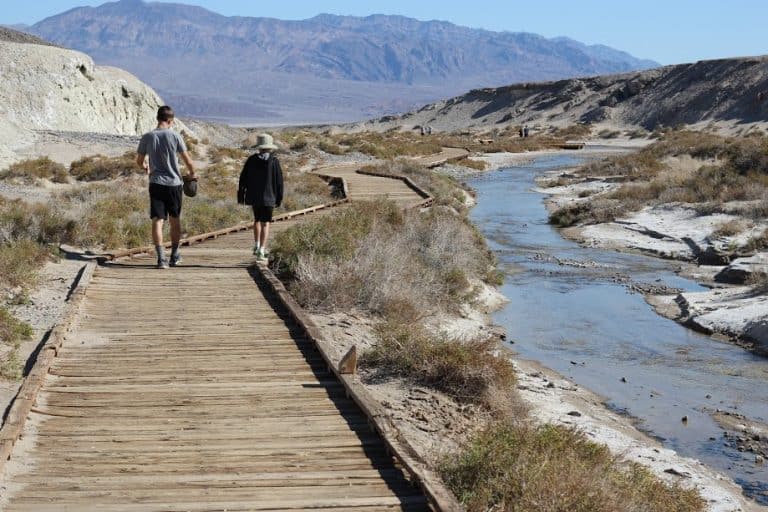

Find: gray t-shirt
[137,128,187,186]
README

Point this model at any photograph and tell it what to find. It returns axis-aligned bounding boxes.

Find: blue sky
[4,0,767,65]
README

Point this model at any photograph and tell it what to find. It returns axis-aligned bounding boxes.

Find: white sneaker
[258,248,268,261]
[252,244,260,256]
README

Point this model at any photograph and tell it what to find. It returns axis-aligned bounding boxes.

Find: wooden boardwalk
[0,169,443,510]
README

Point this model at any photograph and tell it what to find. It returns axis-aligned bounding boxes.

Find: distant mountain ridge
[28,0,658,123]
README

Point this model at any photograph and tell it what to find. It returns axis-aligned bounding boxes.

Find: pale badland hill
[366,56,768,133]
[0,27,169,168]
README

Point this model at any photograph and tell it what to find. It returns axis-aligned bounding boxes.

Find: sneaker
[157,258,169,269]
[169,253,183,267]
[258,248,268,261]
[252,244,260,256]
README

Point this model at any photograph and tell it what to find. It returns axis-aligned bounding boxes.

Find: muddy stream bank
[468,154,768,504]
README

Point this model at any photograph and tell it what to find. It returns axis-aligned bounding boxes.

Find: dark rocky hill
[368,56,768,132]
[28,0,657,123]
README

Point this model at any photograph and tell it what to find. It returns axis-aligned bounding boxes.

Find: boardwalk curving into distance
[0,160,462,511]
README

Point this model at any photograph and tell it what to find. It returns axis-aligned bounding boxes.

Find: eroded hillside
[369,56,768,132]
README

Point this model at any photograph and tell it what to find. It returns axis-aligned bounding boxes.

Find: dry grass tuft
[70,152,142,181]
[362,160,469,211]
[362,322,517,408]
[0,307,32,379]
[271,200,494,320]
[1,157,69,184]
[441,420,705,512]
[208,145,248,164]
[552,130,768,227]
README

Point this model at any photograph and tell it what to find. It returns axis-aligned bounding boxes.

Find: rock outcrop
[0,40,162,135]
[0,34,167,168]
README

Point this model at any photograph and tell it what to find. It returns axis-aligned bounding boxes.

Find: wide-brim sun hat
[255,133,278,151]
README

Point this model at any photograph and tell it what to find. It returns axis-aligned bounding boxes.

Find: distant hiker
[136,105,196,269]
[523,126,530,138]
[519,127,524,138]
[238,133,284,261]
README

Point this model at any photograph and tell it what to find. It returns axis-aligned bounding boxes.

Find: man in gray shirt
[136,106,196,268]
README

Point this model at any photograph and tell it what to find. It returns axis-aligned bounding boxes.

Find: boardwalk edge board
[355,169,435,208]
[253,264,463,512]
[0,262,96,475]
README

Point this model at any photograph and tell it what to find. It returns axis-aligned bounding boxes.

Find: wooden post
[338,346,357,375]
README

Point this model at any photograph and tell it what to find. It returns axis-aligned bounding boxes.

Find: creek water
[468,154,768,503]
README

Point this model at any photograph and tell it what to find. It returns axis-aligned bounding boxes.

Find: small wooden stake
[338,346,357,375]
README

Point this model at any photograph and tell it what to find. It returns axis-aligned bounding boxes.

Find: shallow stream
[469,154,768,503]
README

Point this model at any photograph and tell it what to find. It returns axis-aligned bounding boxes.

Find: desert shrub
[548,197,634,227]
[70,151,141,181]
[318,140,346,155]
[552,124,592,139]
[1,157,68,183]
[598,129,621,139]
[456,157,487,171]
[362,322,516,407]
[0,307,33,379]
[441,421,705,512]
[0,239,51,294]
[181,130,200,158]
[69,186,149,248]
[711,219,748,238]
[0,197,76,245]
[271,201,494,319]
[280,173,334,212]
[209,145,248,164]
[333,132,442,159]
[184,198,251,235]
[362,160,468,211]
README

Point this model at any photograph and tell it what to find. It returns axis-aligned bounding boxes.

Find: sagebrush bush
[441,421,705,512]
[1,157,69,183]
[280,173,334,213]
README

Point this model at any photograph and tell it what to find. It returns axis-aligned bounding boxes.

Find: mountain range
[27,0,658,124]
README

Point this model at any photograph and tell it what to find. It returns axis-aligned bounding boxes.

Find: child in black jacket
[238,134,284,260]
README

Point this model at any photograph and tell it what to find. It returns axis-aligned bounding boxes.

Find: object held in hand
[183,175,198,197]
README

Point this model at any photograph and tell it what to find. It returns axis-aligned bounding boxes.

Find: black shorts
[149,183,183,220]
[252,205,274,223]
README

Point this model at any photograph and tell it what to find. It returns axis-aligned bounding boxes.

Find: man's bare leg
[152,218,167,267]
[169,216,182,265]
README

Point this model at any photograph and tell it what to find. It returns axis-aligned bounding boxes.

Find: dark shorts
[252,205,274,223]
[149,183,183,220]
